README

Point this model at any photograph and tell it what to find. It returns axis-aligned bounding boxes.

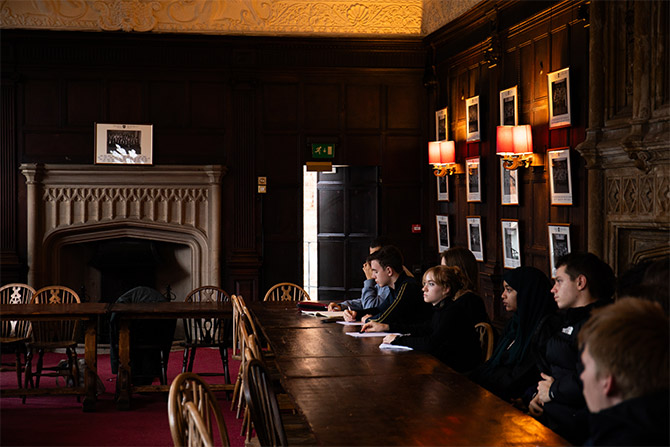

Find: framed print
[548,68,571,128]
[95,123,153,165]
[466,157,481,202]
[500,158,519,205]
[501,219,521,269]
[466,216,484,261]
[465,96,480,142]
[437,175,449,201]
[548,148,573,205]
[435,107,448,141]
[548,224,571,277]
[500,86,518,126]
[436,215,450,253]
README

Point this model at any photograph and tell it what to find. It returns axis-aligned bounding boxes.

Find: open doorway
[303,166,379,302]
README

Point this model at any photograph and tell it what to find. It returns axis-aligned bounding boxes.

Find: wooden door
[317,166,379,301]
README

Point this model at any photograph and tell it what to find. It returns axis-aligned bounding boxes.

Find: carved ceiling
[0,0,483,37]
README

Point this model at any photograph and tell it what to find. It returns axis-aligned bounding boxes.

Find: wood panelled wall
[0,31,427,299]
[424,0,590,320]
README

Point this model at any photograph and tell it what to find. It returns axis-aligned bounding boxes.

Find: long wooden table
[0,302,108,412]
[249,301,568,446]
[108,301,233,410]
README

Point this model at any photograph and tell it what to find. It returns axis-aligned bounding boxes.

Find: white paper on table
[379,343,413,351]
[345,331,401,338]
[301,310,346,318]
[336,321,364,326]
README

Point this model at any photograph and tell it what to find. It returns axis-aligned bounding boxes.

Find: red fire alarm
[411,224,422,233]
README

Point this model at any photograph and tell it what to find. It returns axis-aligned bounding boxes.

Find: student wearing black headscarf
[470,266,556,402]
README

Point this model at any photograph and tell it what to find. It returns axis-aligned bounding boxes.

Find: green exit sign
[311,143,335,159]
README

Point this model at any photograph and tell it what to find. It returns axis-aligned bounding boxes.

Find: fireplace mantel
[20,164,226,291]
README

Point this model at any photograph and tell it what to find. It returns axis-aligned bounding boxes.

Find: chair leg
[14,349,23,389]
[35,349,45,389]
[159,349,168,385]
[231,371,241,411]
[187,346,197,372]
[181,347,190,373]
[218,346,231,384]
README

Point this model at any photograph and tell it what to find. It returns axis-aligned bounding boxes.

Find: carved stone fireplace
[20,164,225,303]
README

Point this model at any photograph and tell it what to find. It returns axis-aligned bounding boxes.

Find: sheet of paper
[345,331,400,338]
[379,343,413,351]
[301,310,345,318]
[336,321,364,326]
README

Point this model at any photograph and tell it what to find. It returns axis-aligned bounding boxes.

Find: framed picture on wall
[466,216,484,261]
[548,68,571,128]
[435,107,448,141]
[501,219,521,269]
[95,123,153,165]
[548,223,571,277]
[500,159,519,205]
[499,86,518,126]
[548,148,573,205]
[436,215,450,253]
[466,157,481,202]
[437,175,449,201]
[466,96,480,142]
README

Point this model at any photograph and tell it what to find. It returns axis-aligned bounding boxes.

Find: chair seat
[28,341,78,350]
[0,336,30,344]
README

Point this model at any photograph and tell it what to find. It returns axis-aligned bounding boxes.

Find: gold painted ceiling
[0,0,483,37]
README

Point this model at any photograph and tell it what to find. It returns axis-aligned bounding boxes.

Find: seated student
[353,245,431,326]
[470,266,556,402]
[362,265,482,373]
[328,237,411,316]
[440,247,489,325]
[529,252,615,445]
[578,298,669,446]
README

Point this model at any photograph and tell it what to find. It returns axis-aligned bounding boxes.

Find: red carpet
[0,347,245,447]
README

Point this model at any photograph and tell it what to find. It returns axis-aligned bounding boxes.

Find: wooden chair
[168,372,230,447]
[0,283,35,388]
[25,286,81,392]
[243,358,288,447]
[230,294,244,362]
[475,322,494,362]
[262,283,310,302]
[181,286,232,385]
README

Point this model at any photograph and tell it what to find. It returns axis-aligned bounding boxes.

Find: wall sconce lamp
[496,125,542,170]
[429,140,463,176]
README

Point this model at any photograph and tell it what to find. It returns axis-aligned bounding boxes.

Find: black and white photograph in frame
[547,68,571,128]
[435,107,448,141]
[500,158,519,205]
[437,175,449,201]
[501,219,521,269]
[95,123,153,165]
[499,86,518,126]
[466,157,481,202]
[548,148,573,205]
[466,216,484,261]
[465,96,480,142]
[548,224,571,278]
[436,215,450,253]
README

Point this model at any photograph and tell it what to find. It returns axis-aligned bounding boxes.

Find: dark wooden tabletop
[108,301,232,318]
[0,302,109,319]
[249,301,569,446]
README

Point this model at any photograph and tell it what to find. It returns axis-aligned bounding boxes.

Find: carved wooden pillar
[20,164,44,287]
[575,0,606,258]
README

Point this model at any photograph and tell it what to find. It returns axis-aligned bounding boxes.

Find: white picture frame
[548,68,571,128]
[501,219,521,269]
[95,123,153,165]
[466,157,481,202]
[466,216,484,261]
[435,107,448,141]
[548,223,571,278]
[500,86,518,126]
[437,175,449,201]
[500,158,519,205]
[436,215,450,253]
[548,148,573,205]
[465,96,480,142]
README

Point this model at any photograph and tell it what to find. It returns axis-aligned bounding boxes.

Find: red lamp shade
[497,125,533,155]
[439,140,456,164]
[512,124,533,154]
[428,141,441,164]
[496,126,515,155]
